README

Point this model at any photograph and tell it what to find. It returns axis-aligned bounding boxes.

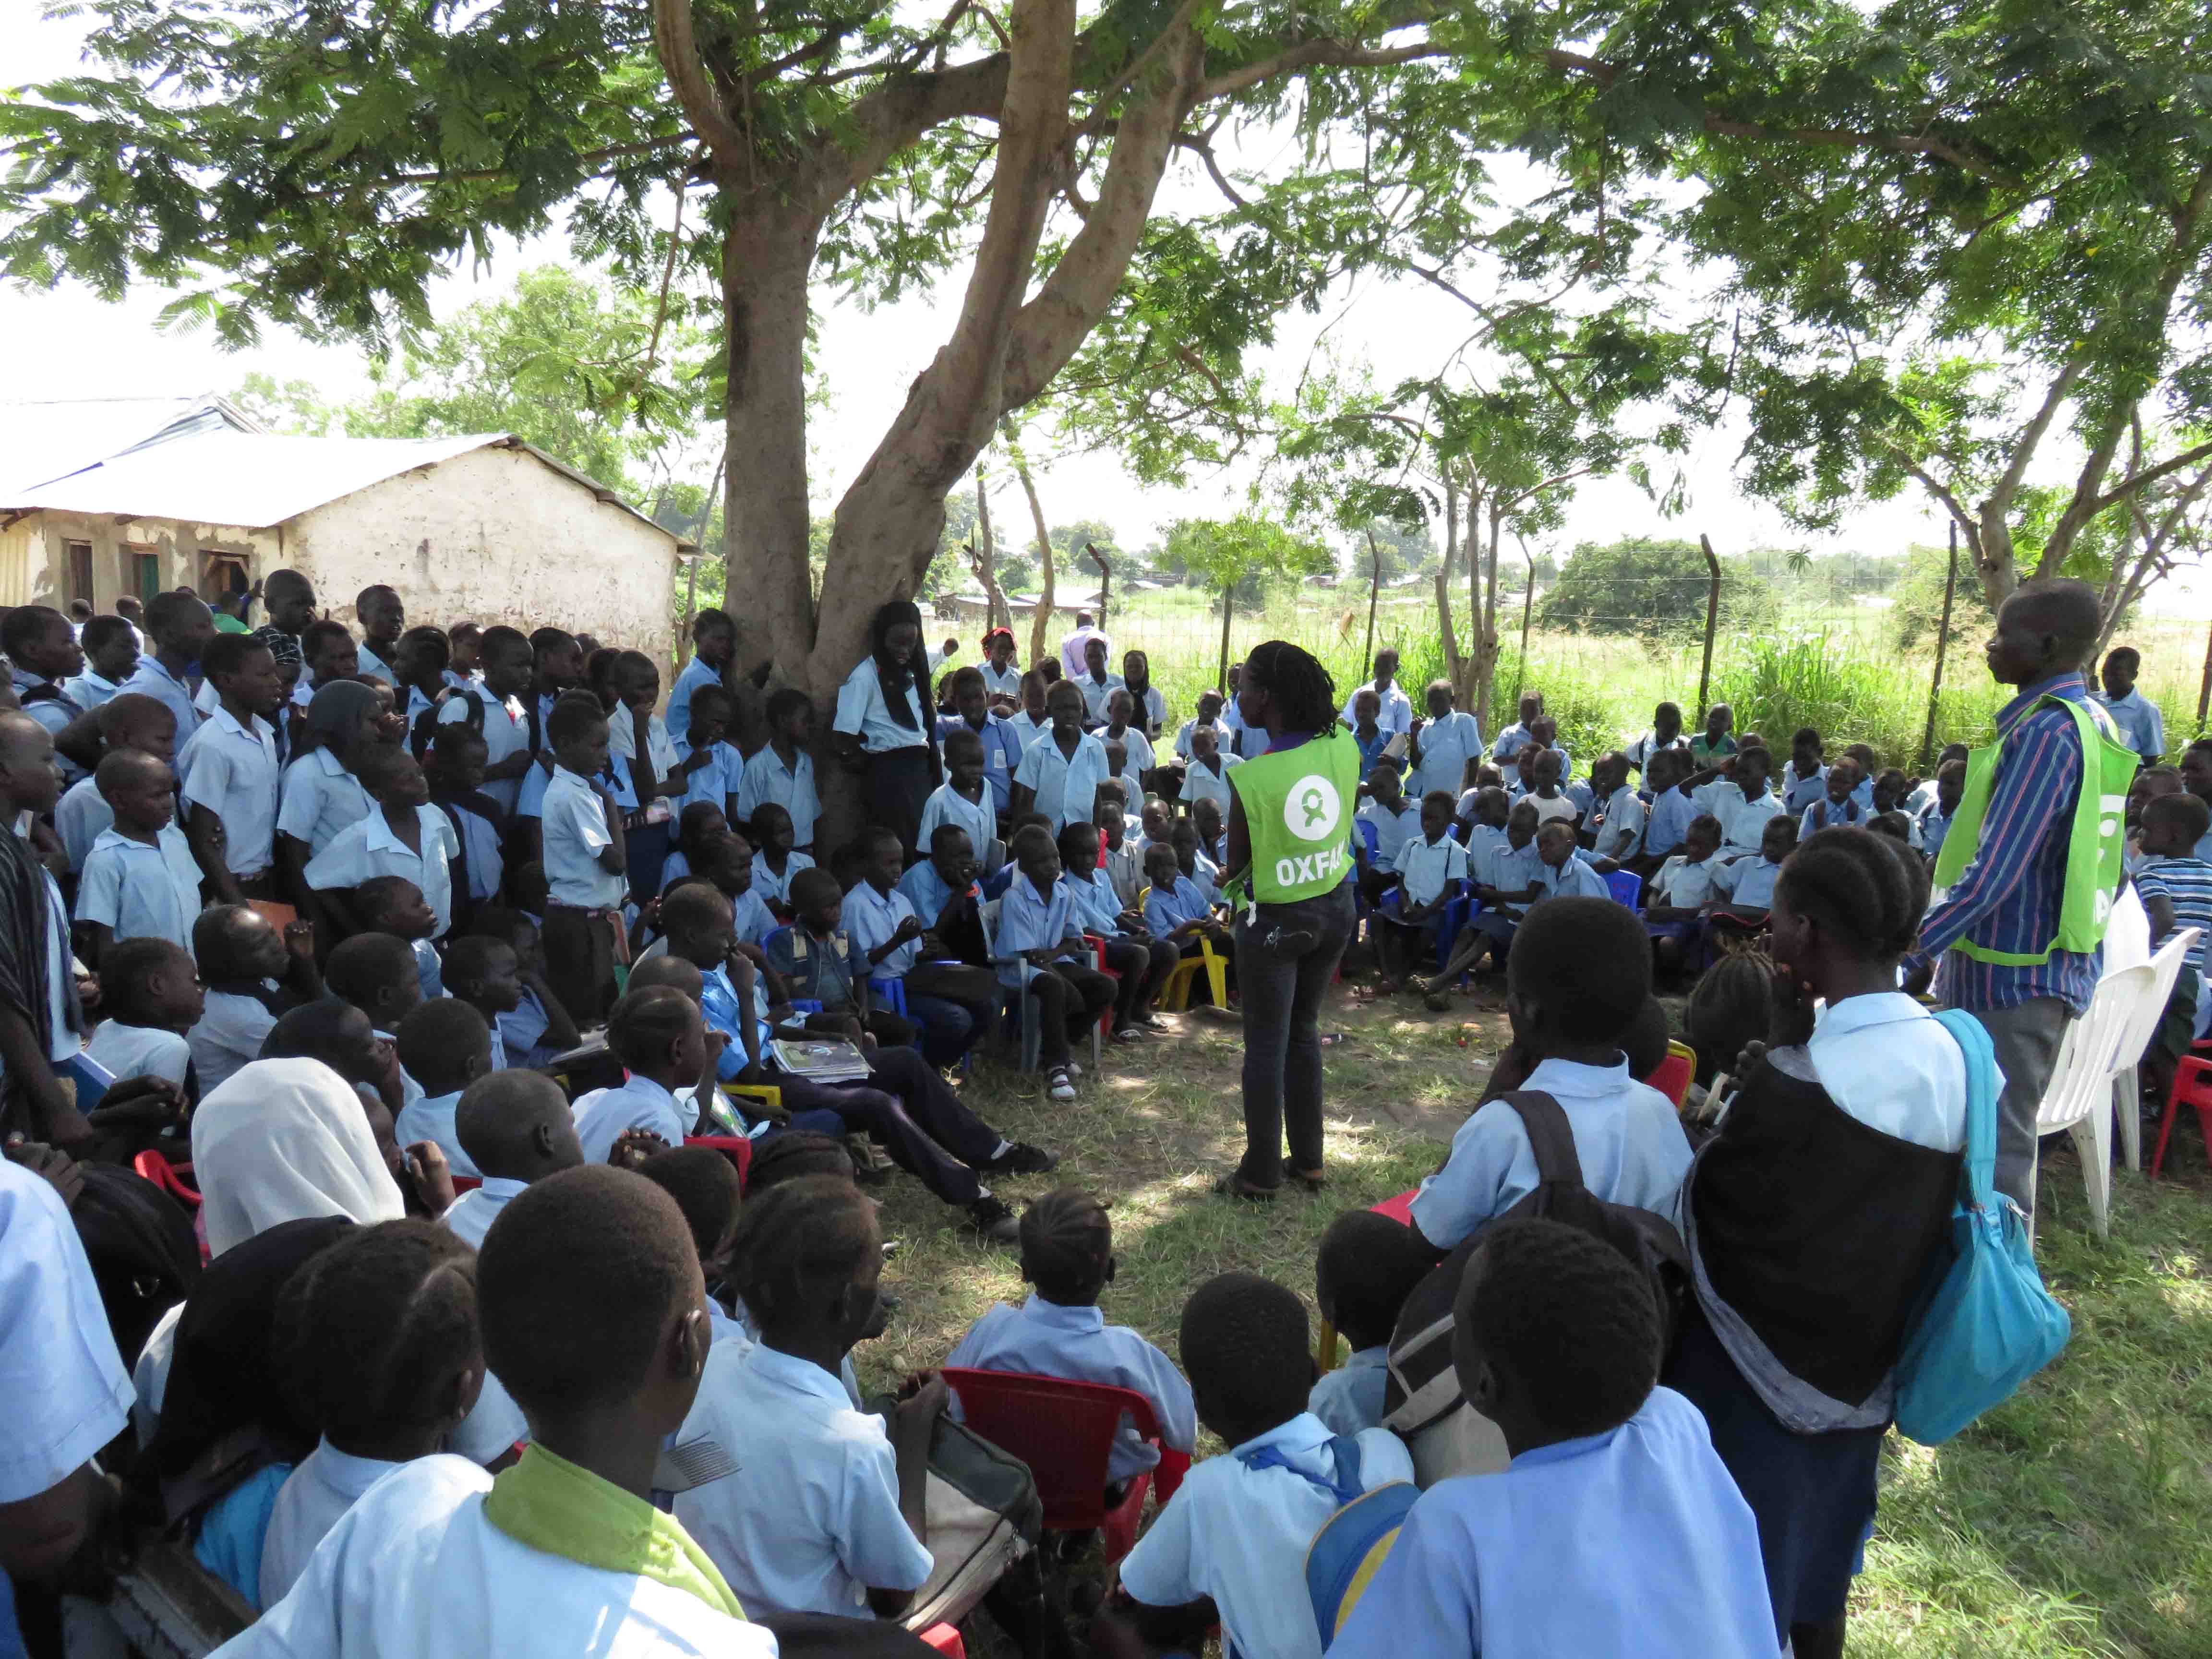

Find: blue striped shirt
[1913,673,2104,1016]
[2132,856,2212,974]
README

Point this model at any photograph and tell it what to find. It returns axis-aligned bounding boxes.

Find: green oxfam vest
[1932,692,2137,966]
[1225,727,1363,908]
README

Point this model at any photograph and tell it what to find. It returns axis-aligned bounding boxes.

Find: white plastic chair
[2105,884,2152,972]
[2034,963,2155,1238]
[2109,928,2200,1173]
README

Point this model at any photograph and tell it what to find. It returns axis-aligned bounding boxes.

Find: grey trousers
[1234,883,1357,1187]
[1970,996,2071,1217]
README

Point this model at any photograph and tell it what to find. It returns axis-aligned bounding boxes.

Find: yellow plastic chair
[1139,885,1232,1012]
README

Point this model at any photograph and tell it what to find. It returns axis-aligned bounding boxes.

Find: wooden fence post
[1216,584,1235,694]
[1921,523,1959,769]
[1695,534,1721,723]
[1362,529,1383,678]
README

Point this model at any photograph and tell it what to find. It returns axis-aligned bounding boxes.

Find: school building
[0,394,689,661]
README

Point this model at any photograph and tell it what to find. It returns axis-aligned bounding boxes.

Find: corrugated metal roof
[0,393,262,499]
[4,427,692,547]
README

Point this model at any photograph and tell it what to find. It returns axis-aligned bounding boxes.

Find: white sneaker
[1047,1068,1077,1101]
[1066,1060,1083,1078]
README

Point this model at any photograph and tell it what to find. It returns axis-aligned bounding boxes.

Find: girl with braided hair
[1216,641,1361,1200]
[830,601,941,858]
[1664,827,1982,1659]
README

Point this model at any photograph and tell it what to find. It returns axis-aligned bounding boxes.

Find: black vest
[1692,1060,1960,1406]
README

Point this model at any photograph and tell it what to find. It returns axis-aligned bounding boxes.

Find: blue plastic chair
[1604,869,1644,909]
[1377,880,1465,974]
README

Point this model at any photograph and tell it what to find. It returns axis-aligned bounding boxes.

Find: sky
[10,3,2195,607]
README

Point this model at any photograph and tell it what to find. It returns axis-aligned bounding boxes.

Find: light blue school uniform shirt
[276,747,375,857]
[1484,840,1545,915]
[1798,794,1865,839]
[570,1073,687,1165]
[75,826,205,952]
[303,805,461,938]
[1005,709,1051,754]
[981,660,1024,700]
[1355,800,1422,871]
[1143,873,1213,937]
[1538,854,1611,903]
[394,1090,477,1178]
[899,860,974,924]
[1062,867,1128,937]
[1713,854,1782,911]
[734,743,822,848]
[1408,1055,1693,1250]
[0,1160,134,1655]
[1181,751,1241,817]
[1307,1345,1389,1438]
[435,685,531,813]
[1710,783,1783,854]
[1119,1413,1416,1659]
[2095,685,2166,762]
[671,733,743,816]
[1098,725,1156,796]
[697,962,772,1075]
[1325,1387,1776,1659]
[1342,680,1414,736]
[1589,784,1647,858]
[994,874,1084,988]
[844,879,923,981]
[722,883,778,947]
[946,1295,1198,1484]
[918,781,996,860]
[1919,802,1956,863]
[665,653,724,745]
[539,765,627,908]
[1779,761,1830,814]
[676,1341,935,1618]
[1650,851,1724,910]
[1460,820,1509,881]
[1074,669,1126,723]
[1643,785,1696,858]
[937,712,1025,812]
[1409,709,1483,799]
[117,656,202,741]
[1013,729,1111,830]
[435,796,502,905]
[178,707,281,877]
[355,641,396,684]
[754,850,815,909]
[832,656,933,753]
[1395,831,1469,907]
[60,668,125,712]
[439,1175,526,1250]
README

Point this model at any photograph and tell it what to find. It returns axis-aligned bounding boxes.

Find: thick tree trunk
[721,205,824,688]
[1010,436,1058,665]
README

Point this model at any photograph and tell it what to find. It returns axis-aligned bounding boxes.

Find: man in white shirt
[1340,647,1414,736]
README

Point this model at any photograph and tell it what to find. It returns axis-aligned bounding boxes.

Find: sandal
[1212,1170,1278,1202]
[1281,1157,1327,1191]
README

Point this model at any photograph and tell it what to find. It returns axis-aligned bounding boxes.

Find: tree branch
[1543,48,2026,189]
[1199,38,1447,103]
[652,0,749,175]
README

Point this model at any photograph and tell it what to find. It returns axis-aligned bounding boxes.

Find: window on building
[128,548,161,606]
[65,542,94,608]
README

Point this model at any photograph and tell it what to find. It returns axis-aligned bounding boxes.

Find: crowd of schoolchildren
[0,575,2173,1659]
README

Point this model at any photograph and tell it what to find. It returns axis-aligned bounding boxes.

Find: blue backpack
[1235,1435,1419,1654]
[1892,1009,2072,1444]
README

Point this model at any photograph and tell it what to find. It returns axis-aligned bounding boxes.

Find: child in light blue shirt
[1308,1209,1437,1438]
[1410,896,1691,1253]
[735,689,822,851]
[995,826,1115,1098]
[670,683,744,817]
[1106,1271,1415,1659]
[946,1189,1196,1485]
[392,999,495,1176]
[745,802,814,916]
[73,750,204,963]
[1355,760,1422,905]
[1327,1218,1774,1659]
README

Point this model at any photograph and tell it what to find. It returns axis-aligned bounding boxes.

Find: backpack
[73,1163,203,1369]
[867,1398,1042,1632]
[1382,1091,1690,1482]
[1891,1010,2071,1443]
[1303,1466,1419,1652]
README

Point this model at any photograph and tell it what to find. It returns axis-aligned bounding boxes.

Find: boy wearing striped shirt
[2133,793,2212,1101]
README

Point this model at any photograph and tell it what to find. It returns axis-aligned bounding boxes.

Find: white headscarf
[191,1057,405,1257]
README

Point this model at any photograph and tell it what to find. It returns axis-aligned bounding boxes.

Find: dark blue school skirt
[1664,1304,1883,1637]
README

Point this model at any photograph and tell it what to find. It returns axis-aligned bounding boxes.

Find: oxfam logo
[1283,775,1342,842]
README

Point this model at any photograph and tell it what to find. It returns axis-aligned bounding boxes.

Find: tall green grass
[1711,634,2008,772]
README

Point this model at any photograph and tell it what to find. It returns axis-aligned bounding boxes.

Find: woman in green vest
[1217,640,1363,1200]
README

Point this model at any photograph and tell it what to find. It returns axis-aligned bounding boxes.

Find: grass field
[1077,587,2212,771]
[852,978,2212,1659]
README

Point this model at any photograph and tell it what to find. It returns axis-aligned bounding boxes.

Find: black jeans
[1101,936,1178,1027]
[1235,883,1356,1187]
[1027,962,1116,1068]
[772,1045,1003,1206]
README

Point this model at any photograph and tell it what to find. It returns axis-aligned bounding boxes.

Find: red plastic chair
[1370,1189,1417,1226]
[1644,1044,1695,1109]
[941,1368,1188,1563]
[132,1149,201,1209]
[450,1175,483,1196]
[919,1624,966,1657]
[683,1135,755,1191]
[2152,1053,2212,1178]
